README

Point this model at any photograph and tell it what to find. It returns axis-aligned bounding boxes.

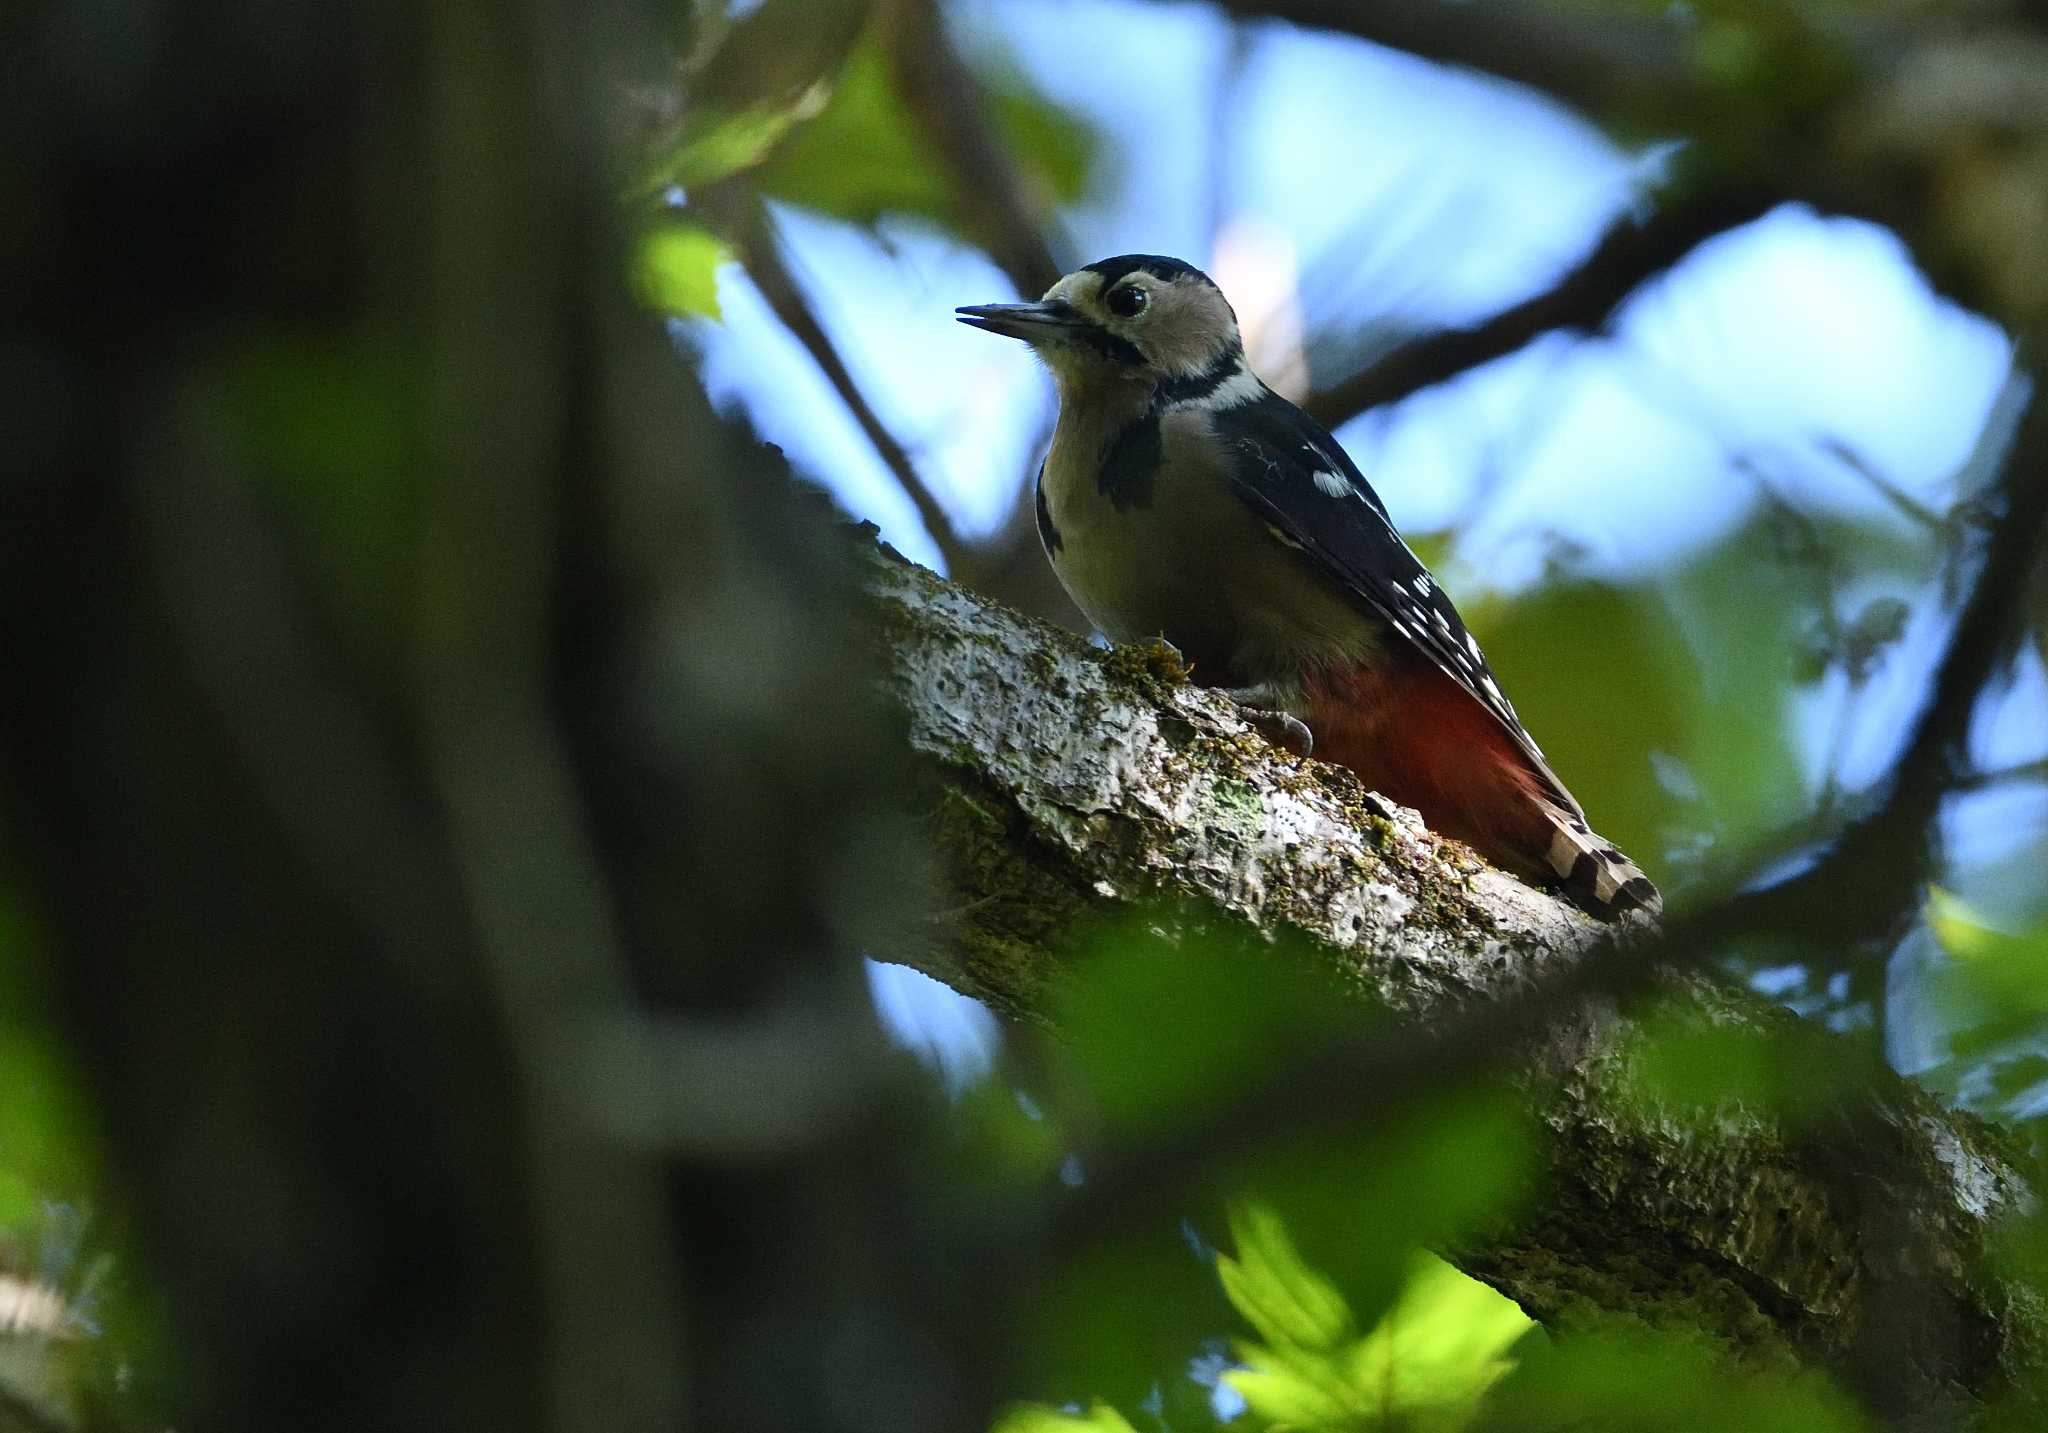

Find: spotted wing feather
[1209,391,1585,821]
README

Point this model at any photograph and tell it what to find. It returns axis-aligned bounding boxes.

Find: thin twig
[744,206,971,571]
[1958,756,2048,791]
[887,0,1067,299]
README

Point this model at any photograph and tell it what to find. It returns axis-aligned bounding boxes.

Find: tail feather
[1538,805,1661,920]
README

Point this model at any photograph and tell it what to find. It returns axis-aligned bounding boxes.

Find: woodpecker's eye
[1106,284,1147,318]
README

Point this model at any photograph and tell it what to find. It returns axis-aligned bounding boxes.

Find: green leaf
[636,225,732,320]
[1330,1252,1530,1431]
[757,38,949,226]
[659,99,826,193]
[1247,1087,1539,1330]
[1053,924,1348,1135]
[758,32,1094,235]
[1219,1215,1532,1433]
[991,1403,1139,1433]
[1490,1324,1870,1432]
[1217,1203,1355,1352]
[1925,889,2048,1064]
[1623,998,1867,1124]
[1025,1225,1236,1413]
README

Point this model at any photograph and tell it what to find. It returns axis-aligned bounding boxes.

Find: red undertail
[1299,657,1658,918]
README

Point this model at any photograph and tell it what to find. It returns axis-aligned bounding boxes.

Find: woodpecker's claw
[1236,707,1313,759]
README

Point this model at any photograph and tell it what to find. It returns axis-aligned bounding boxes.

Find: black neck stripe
[1155,343,1245,405]
[1075,325,1145,367]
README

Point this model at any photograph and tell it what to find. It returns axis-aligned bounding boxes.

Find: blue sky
[684,0,2047,1085]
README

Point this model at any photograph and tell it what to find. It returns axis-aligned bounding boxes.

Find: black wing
[1211,389,1583,816]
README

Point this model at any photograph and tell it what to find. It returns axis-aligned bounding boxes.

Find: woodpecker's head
[957,255,1244,397]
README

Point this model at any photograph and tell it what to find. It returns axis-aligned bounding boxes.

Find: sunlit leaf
[638,0,865,194]
[991,1402,1139,1433]
[637,224,732,321]
[1217,1203,1354,1352]
[1219,1214,1532,1433]
[757,39,950,225]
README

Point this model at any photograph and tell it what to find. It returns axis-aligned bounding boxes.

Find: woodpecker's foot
[1234,706,1313,759]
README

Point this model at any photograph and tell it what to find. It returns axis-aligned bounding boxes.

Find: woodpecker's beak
[955,301,1087,344]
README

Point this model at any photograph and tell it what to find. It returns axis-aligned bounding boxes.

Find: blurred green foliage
[1923,890,2048,1112]
[964,922,1959,1430]
[637,224,733,320]
[1468,503,1944,916]
[188,332,427,671]
[1050,932,1348,1136]
[756,36,1094,232]
[643,16,1094,305]
[976,922,1906,1430]
[1486,1324,1870,1432]
[0,885,167,1430]
[0,893,97,1236]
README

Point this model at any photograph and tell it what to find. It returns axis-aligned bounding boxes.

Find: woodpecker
[958,254,1659,919]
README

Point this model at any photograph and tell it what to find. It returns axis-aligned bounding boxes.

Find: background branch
[1301,189,1780,428]
[745,206,974,573]
[889,0,1069,299]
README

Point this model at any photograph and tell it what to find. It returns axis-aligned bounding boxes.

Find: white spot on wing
[1412,573,1432,596]
[1312,470,1351,499]
[1264,522,1304,550]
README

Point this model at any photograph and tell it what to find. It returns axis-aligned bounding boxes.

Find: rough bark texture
[863,544,2046,1426]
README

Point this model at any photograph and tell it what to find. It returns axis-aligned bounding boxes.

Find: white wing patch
[1312,469,1352,499]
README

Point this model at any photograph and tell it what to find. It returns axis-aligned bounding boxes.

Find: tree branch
[1300,189,1780,428]
[860,542,2045,1425]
